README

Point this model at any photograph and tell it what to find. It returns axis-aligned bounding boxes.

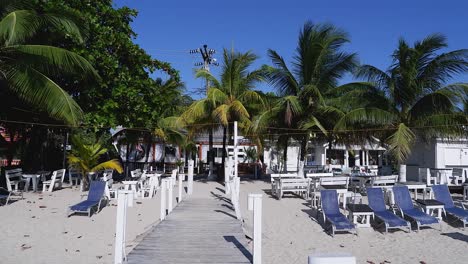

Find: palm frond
[8,45,99,78]
[335,108,397,130]
[386,123,415,164]
[0,10,39,46]
[5,66,83,125]
[91,159,123,174]
[265,50,299,95]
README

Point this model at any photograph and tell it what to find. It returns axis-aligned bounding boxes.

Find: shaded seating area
[319,190,356,236]
[68,181,107,217]
[366,187,411,233]
[432,184,468,229]
[393,186,440,231]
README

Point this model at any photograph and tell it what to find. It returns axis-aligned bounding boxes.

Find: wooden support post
[160,179,167,221]
[114,190,132,264]
[248,193,262,264]
[188,160,194,195]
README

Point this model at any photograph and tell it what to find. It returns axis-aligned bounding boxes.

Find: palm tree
[0,1,98,125]
[261,21,357,172]
[335,34,468,181]
[183,49,264,180]
[68,136,123,190]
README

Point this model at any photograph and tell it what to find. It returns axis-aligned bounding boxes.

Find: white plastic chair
[68,168,82,187]
[42,169,65,192]
[5,169,26,192]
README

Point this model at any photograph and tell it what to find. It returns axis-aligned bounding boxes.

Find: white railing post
[160,179,167,221]
[234,121,238,178]
[230,177,242,220]
[178,173,183,203]
[248,193,262,264]
[114,190,132,264]
[225,159,232,195]
[188,160,194,195]
[168,177,173,213]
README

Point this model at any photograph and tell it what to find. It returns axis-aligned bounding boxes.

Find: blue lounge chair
[432,184,468,229]
[393,186,440,231]
[366,187,411,233]
[320,190,356,236]
[68,181,107,217]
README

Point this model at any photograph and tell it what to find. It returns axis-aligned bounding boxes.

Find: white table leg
[24,178,31,191]
[32,177,38,192]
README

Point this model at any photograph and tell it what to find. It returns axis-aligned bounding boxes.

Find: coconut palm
[335,34,468,181]
[68,136,123,190]
[260,21,357,172]
[0,1,98,125]
[183,49,264,179]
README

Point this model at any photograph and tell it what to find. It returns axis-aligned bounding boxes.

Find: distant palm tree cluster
[0,0,466,175]
[179,22,468,175]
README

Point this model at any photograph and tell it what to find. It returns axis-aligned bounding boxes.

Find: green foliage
[36,0,185,129]
[68,135,123,188]
[0,1,97,125]
[243,147,258,163]
[260,21,357,163]
[336,34,468,163]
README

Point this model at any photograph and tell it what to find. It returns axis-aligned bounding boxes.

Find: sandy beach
[1,179,468,264]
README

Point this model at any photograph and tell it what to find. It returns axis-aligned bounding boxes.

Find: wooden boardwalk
[127,184,252,264]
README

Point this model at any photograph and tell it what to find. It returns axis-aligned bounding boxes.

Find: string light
[0,119,466,135]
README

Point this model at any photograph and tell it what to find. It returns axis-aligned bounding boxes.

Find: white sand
[1,180,467,264]
[238,180,468,264]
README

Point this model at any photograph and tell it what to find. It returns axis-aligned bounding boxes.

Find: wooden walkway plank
[127,183,252,264]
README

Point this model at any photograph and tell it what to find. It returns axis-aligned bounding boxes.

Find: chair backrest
[366,187,387,212]
[392,186,414,211]
[452,168,463,177]
[418,168,429,183]
[432,184,454,208]
[320,176,349,188]
[305,173,333,178]
[69,167,82,178]
[171,169,177,178]
[371,175,398,186]
[56,169,66,183]
[5,168,22,191]
[87,181,106,202]
[320,190,340,216]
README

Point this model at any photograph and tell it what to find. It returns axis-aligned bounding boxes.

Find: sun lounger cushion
[402,208,439,225]
[70,200,100,211]
[445,207,468,221]
[325,214,355,230]
[367,187,408,228]
[373,210,408,228]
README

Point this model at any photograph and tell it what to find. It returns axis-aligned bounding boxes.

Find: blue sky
[114,0,468,99]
